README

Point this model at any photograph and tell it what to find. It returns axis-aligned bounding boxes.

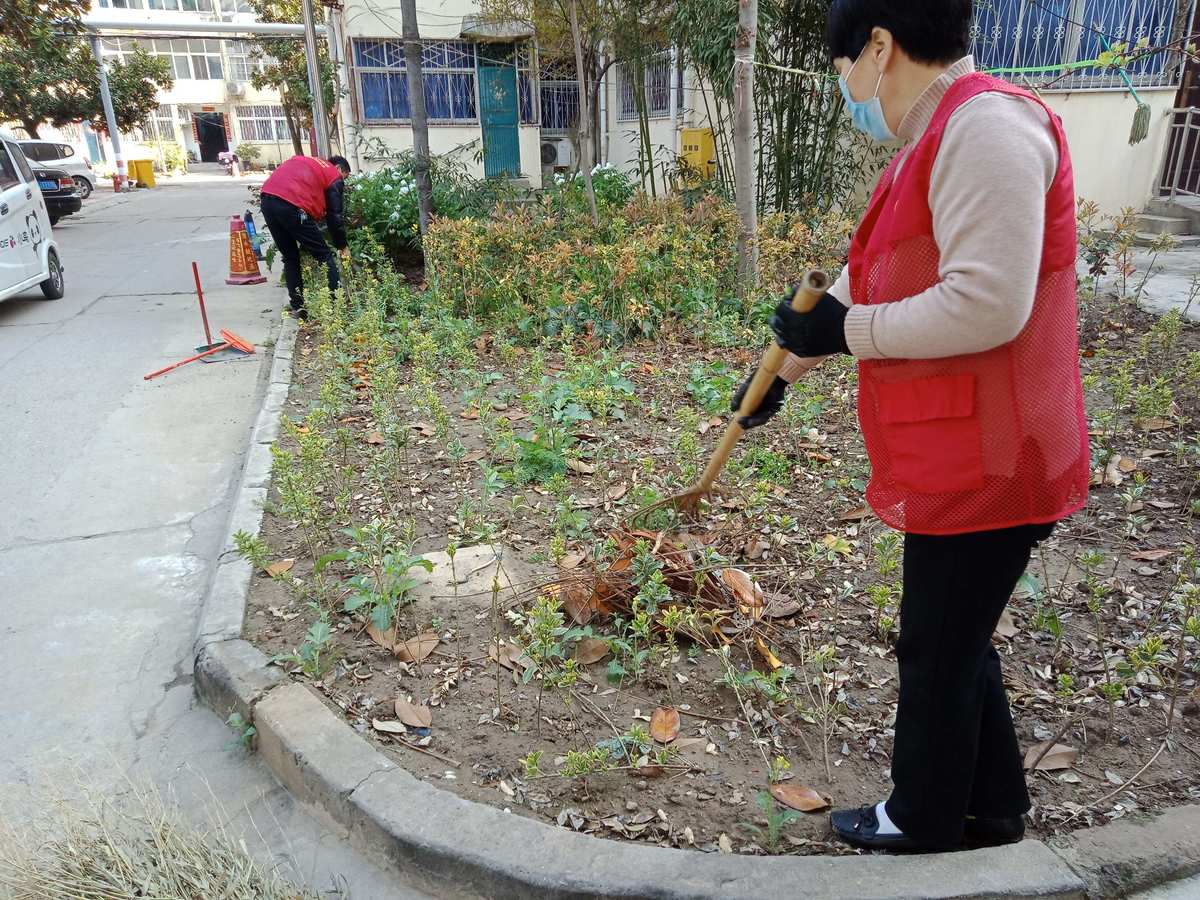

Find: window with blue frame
[970,0,1187,87]
[353,39,478,123]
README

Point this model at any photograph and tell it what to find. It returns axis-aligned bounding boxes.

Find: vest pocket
[874,374,984,493]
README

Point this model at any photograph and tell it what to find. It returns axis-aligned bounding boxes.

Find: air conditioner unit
[227,81,245,97]
[540,137,574,170]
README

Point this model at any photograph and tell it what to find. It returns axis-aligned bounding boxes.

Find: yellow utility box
[129,159,156,188]
[680,128,716,184]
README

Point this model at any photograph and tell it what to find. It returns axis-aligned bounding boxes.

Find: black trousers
[885,521,1054,849]
[260,193,339,310]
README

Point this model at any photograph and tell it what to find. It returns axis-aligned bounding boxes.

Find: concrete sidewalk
[0,181,426,898]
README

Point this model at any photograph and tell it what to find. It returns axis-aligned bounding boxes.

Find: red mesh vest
[261,156,343,220]
[850,73,1089,535]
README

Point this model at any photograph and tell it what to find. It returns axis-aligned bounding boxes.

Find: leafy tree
[0,0,91,137]
[1,0,172,138]
[244,0,337,155]
[92,48,175,133]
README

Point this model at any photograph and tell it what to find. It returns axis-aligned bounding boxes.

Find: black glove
[770,291,851,358]
[731,373,788,430]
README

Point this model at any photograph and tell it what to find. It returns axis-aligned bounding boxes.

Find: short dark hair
[826,0,973,66]
[328,155,351,174]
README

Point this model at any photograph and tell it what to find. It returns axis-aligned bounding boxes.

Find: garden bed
[240,201,1200,856]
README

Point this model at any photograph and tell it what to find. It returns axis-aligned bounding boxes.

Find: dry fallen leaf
[718,834,733,854]
[395,631,439,663]
[1131,548,1173,562]
[743,536,767,560]
[394,696,433,728]
[489,640,528,671]
[1024,741,1079,772]
[1117,456,1138,473]
[264,558,295,577]
[722,568,764,619]
[755,637,783,671]
[650,707,680,744]
[769,783,831,813]
[839,505,871,522]
[459,408,480,421]
[366,623,397,651]
[365,431,385,445]
[559,552,585,570]
[993,609,1020,640]
[566,458,596,476]
[555,582,594,625]
[606,483,629,502]
[1139,417,1175,432]
[411,422,435,437]
[574,638,611,665]
[372,719,407,735]
[764,595,803,619]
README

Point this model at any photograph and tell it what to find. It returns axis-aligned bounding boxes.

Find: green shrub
[234,142,263,165]
[345,152,510,258]
[546,163,637,213]
[423,193,851,342]
[147,140,187,175]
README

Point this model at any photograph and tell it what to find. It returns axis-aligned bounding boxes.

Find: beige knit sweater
[780,56,1059,383]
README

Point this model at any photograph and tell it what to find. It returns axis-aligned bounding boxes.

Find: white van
[0,134,65,303]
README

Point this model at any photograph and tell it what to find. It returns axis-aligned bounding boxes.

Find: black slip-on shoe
[963,815,1025,848]
[830,805,937,853]
[289,306,308,321]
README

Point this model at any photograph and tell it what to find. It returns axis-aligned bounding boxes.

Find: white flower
[383,183,393,191]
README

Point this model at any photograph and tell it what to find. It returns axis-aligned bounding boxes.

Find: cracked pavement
[0,175,427,899]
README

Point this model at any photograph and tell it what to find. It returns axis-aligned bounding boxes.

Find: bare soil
[244,294,1200,855]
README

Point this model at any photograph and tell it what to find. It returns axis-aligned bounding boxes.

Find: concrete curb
[191,314,1200,899]
[193,317,298,657]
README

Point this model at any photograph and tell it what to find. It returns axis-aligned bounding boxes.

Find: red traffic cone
[226,216,267,285]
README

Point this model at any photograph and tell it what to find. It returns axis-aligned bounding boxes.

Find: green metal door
[478,45,520,179]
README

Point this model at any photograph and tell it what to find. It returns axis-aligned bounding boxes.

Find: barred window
[970,0,1189,90]
[540,58,578,133]
[617,51,678,121]
[353,39,478,123]
[236,105,290,142]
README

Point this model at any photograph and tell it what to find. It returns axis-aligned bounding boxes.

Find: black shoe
[963,815,1025,848]
[289,306,308,321]
[830,805,935,853]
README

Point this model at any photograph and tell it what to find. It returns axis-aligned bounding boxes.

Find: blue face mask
[839,49,896,143]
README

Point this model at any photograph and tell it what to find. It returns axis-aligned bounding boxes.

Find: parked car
[0,134,65,302]
[33,166,82,226]
[18,139,96,199]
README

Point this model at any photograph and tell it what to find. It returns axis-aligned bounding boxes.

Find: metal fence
[971,0,1195,90]
[1159,107,1200,195]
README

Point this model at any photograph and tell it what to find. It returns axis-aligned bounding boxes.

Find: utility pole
[400,0,432,233]
[733,0,758,295]
[300,0,330,157]
[89,34,126,192]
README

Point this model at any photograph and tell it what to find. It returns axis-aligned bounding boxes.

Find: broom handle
[192,261,213,347]
[695,269,830,493]
[143,341,230,381]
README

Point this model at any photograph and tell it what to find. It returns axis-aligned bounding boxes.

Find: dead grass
[0,780,320,900]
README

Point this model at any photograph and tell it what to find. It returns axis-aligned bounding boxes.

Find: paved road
[0,175,426,899]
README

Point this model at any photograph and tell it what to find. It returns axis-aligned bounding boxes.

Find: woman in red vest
[735,0,1090,852]
[260,155,352,318]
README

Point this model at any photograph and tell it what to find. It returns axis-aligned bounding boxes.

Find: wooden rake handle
[695,269,831,494]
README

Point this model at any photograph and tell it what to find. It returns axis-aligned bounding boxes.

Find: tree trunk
[568,0,598,225]
[22,119,41,139]
[283,96,304,156]
[733,0,759,297]
[400,0,432,234]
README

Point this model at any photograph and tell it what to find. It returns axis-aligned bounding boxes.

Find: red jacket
[850,74,1089,535]
[262,156,343,220]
